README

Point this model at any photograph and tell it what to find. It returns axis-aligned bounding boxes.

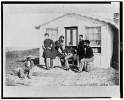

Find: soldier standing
[42,33,55,70]
[77,34,85,71]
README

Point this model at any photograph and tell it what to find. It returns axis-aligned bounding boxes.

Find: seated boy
[18,55,34,79]
[78,40,94,72]
[64,42,76,71]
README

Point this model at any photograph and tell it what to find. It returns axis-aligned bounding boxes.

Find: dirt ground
[6,61,119,86]
[5,48,119,86]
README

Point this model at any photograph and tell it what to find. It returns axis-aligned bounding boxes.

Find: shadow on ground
[36,64,79,73]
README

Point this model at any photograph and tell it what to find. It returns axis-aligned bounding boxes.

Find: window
[85,26,101,53]
[46,28,58,41]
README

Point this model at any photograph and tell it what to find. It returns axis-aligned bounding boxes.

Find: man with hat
[18,55,34,79]
[78,40,94,72]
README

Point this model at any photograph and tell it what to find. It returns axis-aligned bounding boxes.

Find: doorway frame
[64,26,78,47]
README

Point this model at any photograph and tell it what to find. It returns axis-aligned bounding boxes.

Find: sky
[3,2,119,51]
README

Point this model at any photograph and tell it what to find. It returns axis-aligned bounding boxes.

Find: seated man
[18,55,34,79]
[54,35,65,67]
[78,40,94,72]
[64,42,76,71]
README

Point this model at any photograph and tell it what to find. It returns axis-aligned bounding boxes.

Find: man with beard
[55,35,65,67]
[78,40,94,72]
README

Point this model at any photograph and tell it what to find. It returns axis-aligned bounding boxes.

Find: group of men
[18,33,94,79]
[42,33,94,72]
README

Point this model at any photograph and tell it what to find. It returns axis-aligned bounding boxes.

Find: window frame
[85,26,101,53]
[46,28,58,41]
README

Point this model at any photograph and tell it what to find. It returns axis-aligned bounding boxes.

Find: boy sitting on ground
[18,55,34,79]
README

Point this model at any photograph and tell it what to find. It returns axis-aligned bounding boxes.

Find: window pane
[53,29,58,41]
[46,29,49,33]
[89,28,92,33]
[67,30,70,46]
[46,28,58,41]
[49,29,53,38]
[97,27,101,33]
[85,26,101,47]
[85,33,89,40]
[73,29,76,46]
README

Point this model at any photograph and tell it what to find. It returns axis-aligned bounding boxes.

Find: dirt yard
[5,59,119,86]
[5,48,119,86]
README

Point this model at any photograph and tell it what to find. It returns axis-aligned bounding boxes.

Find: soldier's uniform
[54,35,65,67]
[77,40,85,60]
[43,38,55,58]
[42,33,56,69]
[64,45,76,70]
[55,40,64,58]
[78,40,94,72]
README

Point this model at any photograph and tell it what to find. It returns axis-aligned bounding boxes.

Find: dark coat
[51,44,57,59]
[55,40,64,58]
[77,40,85,60]
[43,38,55,58]
[84,46,94,58]
[55,40,63,52]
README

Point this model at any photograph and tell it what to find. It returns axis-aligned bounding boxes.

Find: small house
[35,13,119,68]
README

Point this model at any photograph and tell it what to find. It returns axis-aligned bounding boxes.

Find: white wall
[39,16,112,67]
[107,25,114,67]
[101,25,107,67]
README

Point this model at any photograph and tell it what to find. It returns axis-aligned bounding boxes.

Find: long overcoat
[43,38,56,58]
